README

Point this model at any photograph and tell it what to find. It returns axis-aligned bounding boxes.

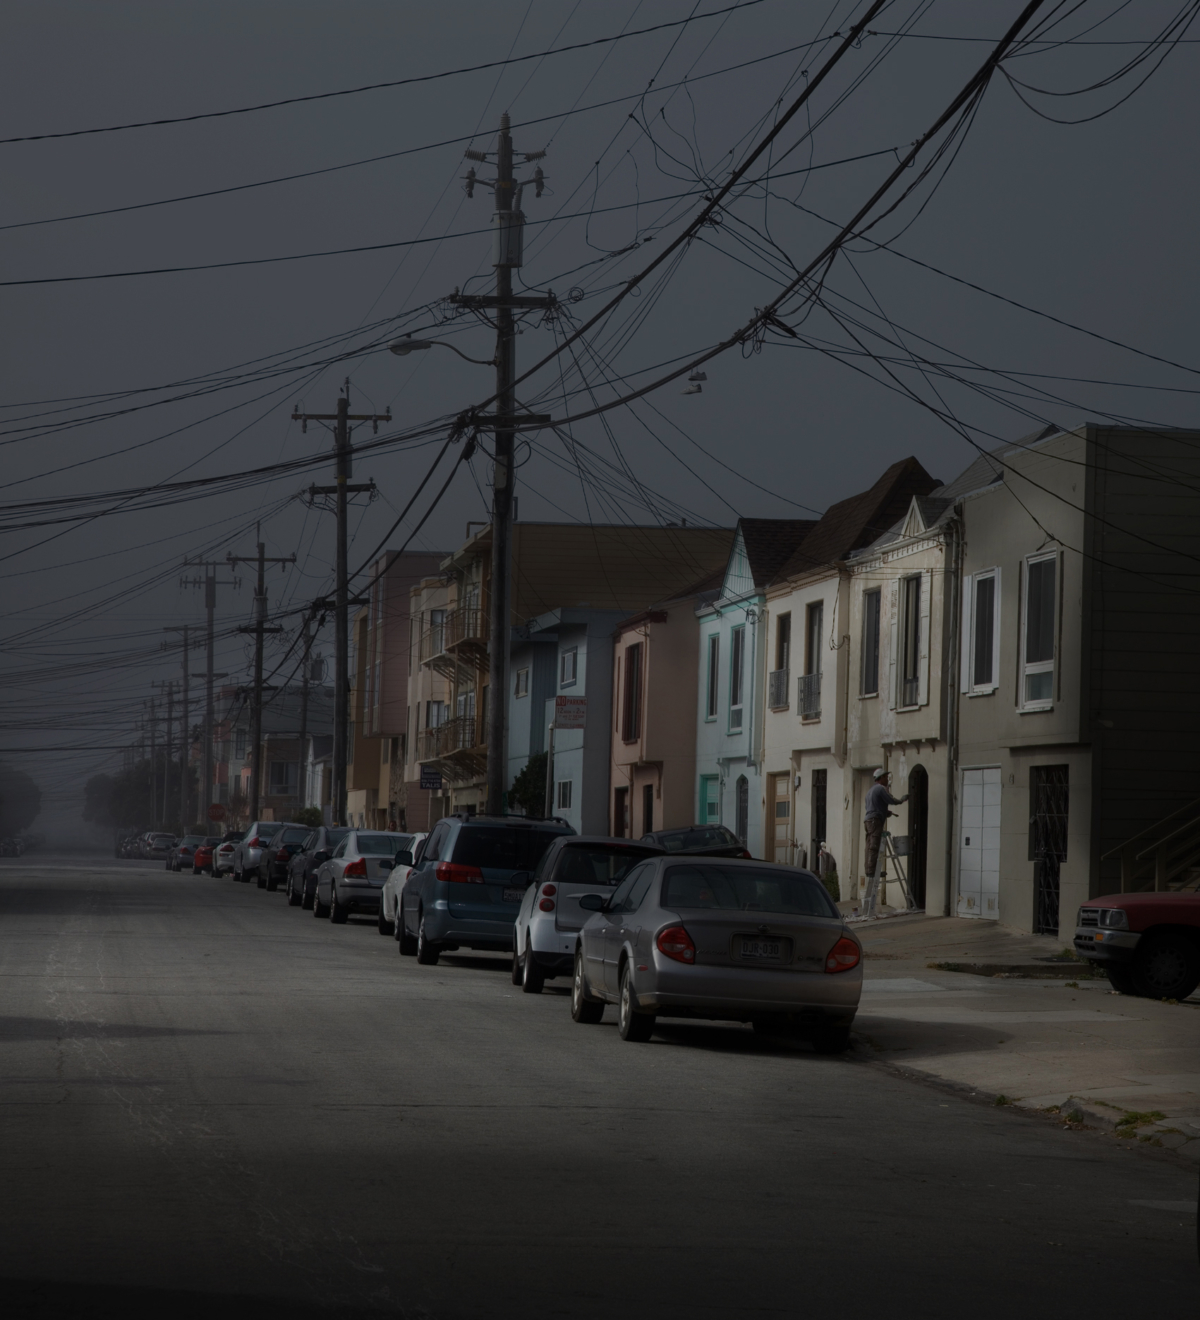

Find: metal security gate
[1031,765,1069,936]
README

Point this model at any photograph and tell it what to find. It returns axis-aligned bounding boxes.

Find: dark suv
[285,826,350,908]
[399,814,574,964]
[261,824,312,893]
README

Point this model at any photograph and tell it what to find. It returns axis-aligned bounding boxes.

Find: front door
[770,773,791,863]
[959,767,1000,918]
[700,775,719,826]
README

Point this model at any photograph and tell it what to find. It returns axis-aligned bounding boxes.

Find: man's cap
[873,767,888,780]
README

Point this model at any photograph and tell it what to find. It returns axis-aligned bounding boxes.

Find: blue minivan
[399,814,574,964]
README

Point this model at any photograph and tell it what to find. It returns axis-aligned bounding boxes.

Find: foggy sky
[2,1,1197,836]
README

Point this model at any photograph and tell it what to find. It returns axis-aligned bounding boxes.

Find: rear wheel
[301,877,314,911]
[398,914,417,957]
[511,945,523,985]
[1105,964,1137,995]
[312,882,330,918]
[571,951,604,1024]
[521,939,545,995]
[416,916,439,965]
[812,1025,852,1055]
[286,874,302,907]
[618,964,654,1042]
[329,888,348,924]
[377,903,395,936]
[265,871,278,893]
[1131,932,1200,1001]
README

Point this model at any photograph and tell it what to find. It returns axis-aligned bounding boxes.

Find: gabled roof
[929,425,1062,502]
[772,456,939,580]
[721,519,818,599]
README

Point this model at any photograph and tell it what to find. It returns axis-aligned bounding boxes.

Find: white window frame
[560,647,578,688]
[860,587,881,697]
[893,570,932,710]
[961,568,1001,695]
[556,779,573,810]
[1019,552,1058,711]
[514,667,529,698]
[704,633,719,722]
[728,625,745,732]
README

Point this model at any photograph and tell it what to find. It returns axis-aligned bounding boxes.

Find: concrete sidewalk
[853,914,1200,1160]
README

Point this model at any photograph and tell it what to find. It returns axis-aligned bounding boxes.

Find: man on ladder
[864,768,907,910]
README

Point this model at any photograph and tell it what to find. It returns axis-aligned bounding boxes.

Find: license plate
[741,938,783,962]
[503,887,525,903]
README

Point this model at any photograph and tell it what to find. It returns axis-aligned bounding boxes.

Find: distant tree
[508,752,547,817]
[0,763,42,835]
[294,806,323,828]
[83,757,194,832]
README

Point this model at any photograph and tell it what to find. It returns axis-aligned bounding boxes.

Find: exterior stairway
[1102,798,1200,892]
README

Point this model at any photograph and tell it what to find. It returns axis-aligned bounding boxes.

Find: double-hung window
[899,575,921,708]
[560,647,578,688]
[705,634,719,721]
[860,589,881,696]
[1022,554,1057,707]
[964,570,1000,693]
[514,668,529,698]
[729,626,745,730]
[622,643,643,743]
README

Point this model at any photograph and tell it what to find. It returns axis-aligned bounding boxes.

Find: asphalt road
[0,855,1195,1319]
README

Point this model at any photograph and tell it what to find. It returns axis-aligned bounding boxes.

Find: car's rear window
[151,834,174,843]
[555,845,659,887]
[255,824,281,840]
[655,827,739,852]
[280,828,308,844]
[357,832,411,856]
[181,836,205,847]
[452,827,565,871]
[203,837,221,846]
[662,865,838,917]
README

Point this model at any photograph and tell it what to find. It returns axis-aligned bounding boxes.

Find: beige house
[760,459,941,903]
[401,572,456,831]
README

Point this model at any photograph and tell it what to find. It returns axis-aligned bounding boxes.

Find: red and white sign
[207,803,227,822]
[554,696,587,730]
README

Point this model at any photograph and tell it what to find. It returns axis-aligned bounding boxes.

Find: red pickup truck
[1073,892,1200,1000]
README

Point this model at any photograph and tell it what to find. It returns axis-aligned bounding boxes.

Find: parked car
[379,832,426,935]
[313,830,413,924]
[399,814,574,964]
[168,834,206,872]
[260,824,311,892]
[285,826,349,908]
[146,832,176,861]
[231,821,284,883]
[570,855,861,1050]
[211,830,244,877]
[512,836,664,992]
[1073,891,1200,1000]
[191,837,222,875]
[639,825,752,859]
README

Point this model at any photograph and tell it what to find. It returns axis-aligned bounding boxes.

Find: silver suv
[231,820,284,884]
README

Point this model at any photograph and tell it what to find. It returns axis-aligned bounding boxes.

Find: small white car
[313,830,412,924]
[512,835,663,993]
[378,832,426,937]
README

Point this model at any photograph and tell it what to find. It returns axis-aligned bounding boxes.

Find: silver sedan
[571,855,861,1051]
[314,831,410,924]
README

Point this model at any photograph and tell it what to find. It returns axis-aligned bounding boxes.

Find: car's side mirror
[314,850,332,864]
[508,870,532,887]
[577,893,606,912]
[394,850,414,867]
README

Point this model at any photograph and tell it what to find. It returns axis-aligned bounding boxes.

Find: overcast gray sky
[2,0,1198,835]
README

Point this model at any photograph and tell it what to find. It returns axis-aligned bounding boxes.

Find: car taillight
[656,925,696,964]
[435,862,485,883]
[825,936,860,973]
[539,898,555,912]
[247,837,259,848]
[542,884,556,896]
[740,850,752,859]
[343,858,367,878]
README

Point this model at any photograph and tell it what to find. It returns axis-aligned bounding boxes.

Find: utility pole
[292,389,386,825]
[451,113,552,815]
[152,680,175,826]
[181,559,240,825]
[148,698,158,828]
[163,627,197,830]
[295,609,318,817]
[228,526,295,822]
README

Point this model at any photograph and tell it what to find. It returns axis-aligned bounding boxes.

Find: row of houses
[212,424,1200,937]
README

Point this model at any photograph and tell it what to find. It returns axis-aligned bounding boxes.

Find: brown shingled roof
[773,457,938,580]
[738,518,820,587]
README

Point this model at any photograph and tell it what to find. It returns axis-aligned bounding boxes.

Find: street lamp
[388,336,496,367]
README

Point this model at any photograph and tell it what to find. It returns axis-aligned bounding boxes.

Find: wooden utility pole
[450,114,552,815]
[228,527,294,821]
[182,559,240,824]
[163,627,197,830]
[152,680,175,827]
[295,609,317,816]
[292,389,387,825]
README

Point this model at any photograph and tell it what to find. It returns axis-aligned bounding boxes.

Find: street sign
[554,696,587,730]
[207,803,227,823]
[419,766,444,792]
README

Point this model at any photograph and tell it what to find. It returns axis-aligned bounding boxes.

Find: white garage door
[958,767,1001,919]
